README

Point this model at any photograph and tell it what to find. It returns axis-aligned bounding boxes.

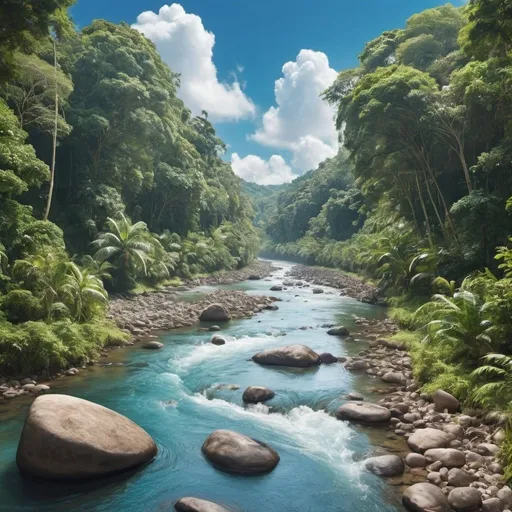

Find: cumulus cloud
[250,49,339,173]
[132,4,255,122]
[231,153,297,186]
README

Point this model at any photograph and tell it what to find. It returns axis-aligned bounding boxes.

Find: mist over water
[0,260,399,512]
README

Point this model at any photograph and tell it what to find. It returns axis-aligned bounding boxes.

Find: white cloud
[132,4,255,122]
[231,153,297,186]
[250,49,339,174]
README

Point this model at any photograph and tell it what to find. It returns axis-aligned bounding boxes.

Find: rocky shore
[287,264,380,303]
[342,333,511,512]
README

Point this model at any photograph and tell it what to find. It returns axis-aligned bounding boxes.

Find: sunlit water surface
[0,260,401,512]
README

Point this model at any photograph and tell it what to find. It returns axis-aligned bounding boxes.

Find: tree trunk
[415,174,435,250]
[43,38,58,222]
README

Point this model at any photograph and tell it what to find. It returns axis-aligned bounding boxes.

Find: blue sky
[71,0,460,184]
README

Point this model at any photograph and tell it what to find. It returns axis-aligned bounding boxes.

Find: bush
[1,289,43,322]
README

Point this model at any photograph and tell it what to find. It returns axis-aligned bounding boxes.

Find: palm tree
[471,353,512,408]
[416,290,495,364]
[80,254,113,282]
[92,213,153,291]
[61,262,108,321]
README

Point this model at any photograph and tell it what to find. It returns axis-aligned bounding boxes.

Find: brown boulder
[16,395,157,480]
[199,304,231,322]
[403,483,451,512]
[242,386,275,404]
[252,345,321,367]
[337,402,391,423]
[174,497,230,512]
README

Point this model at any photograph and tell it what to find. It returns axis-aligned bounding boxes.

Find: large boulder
[319,353,338,364]
[327,326,350,336]
[403,483,451,512]
[448,488,482,512]
[365,454,404,477]
[381,371,407,385]
[433,389,460,413]
[174,497,230,512]
[407,428,450,453]
[202,430,279,475]
[16,395,157,480]
[424,448,466,468]
[199,304,231,322]
[336,402,391,423]
[242,386,275,404]
[447,468,476,487]
[210,335,227,346]
[252,345,321,368]
[405,453,426,468]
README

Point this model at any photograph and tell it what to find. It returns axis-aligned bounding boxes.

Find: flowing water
[0,261,402,512]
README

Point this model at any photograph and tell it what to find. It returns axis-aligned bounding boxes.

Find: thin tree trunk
[43,38,58,222]
[415,174,435,250]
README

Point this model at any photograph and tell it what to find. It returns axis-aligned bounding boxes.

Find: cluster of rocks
[109,289,277,338]
[338,337,511,512]
[185,259,276,286]
[0,378,51,401]
[286,264,380,302]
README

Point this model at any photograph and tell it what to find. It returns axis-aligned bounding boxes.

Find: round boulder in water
[199,304,231,322]
[175,497,230,512]
[327,326,350,336]
[247,275,261,281]
[365,454,404,477]
[143,341,163,350]
[403,483,451,512]
[242,386,275,404]
[270,285,283,292]
[312,288,324,294]
[319,353,338,364]
[202,429,279,475]
[210,335,226,346]
[336,402,391,423]
[252,345,321,367]
[16,394,157,480]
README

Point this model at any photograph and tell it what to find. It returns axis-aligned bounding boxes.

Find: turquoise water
[0,261,401,512]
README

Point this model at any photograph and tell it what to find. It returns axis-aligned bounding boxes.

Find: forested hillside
[0,1,259,375]
[261,1,512,413]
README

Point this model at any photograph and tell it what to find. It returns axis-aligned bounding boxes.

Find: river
[0,260,403,511]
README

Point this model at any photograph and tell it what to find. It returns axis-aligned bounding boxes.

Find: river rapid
[0,260,402,512]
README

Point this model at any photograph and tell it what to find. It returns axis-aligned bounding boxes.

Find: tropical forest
[1,1,512,512]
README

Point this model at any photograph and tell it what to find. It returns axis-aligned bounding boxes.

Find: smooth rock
[477,443,500,456]
[210,335,226,346]
[242,386,275,404]
[252,345,320,368]
[30,384,50,394]
[448,468,476,487]
[143,341,163,350]
[408,428,450,453]
[312,288,324,294]
[270,285,283,292]
[327,326,350,336]
[337,402,391,423]
[382,372,407,385]
[402,482,451,512]
[199,304,231,322]
[365,454,404,477]
[201,430,279,475]
[174,497,230,512]
[424,448,466,468]
[433,390,460,413]
[406,453,427,468]
[16,395,157,480]
[448,487,482,512]
[482,498,504,512]
[319,353,338,364]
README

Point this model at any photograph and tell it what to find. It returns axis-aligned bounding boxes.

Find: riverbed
[0,260,402,512]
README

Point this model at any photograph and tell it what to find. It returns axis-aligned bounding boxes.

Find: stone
[477,443,500,456]
[264,304,279,311]
[382,371,407,385]
[201,430,279,475]
[433,390,460,413]
[312,288,324,294]
[424,448,466,468]
[143,341,163,350]
[270,285,283,292]
[327,326,350,336]
[498,487,512,507]
[407,428,450,453]
[336,402,391,423]
[406,453,427,468]
[210,335,226,346]
[319,353,338,364]
[247,275,261,280]
[448,487,482,512]
[481,498,503,512]
[402,482,451,512]
[444,424,465,438]
[242,386,275,404]
[448,468,476,487]
[365,454,404,477]
[174,497,230,512]
[66,368,78,376]
[30,384,50,394]
[16,395,157,480]
[199,304,231,322]
[347,393,364,401]
[208,325,221,332]
[252,345,321,368]
[427,472,442,485]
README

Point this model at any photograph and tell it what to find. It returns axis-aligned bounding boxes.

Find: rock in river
[16,394,157,480]
[143,341,163,350]
[199,304,231,322]
[403,483,451,512]
[407,428,450,453]
[319,352,338,364]
[336,402,391,423]
[327,326,350,336]
[365,454,404,477]
[242,386,275,404]
[211,335,226,346]
[175,497,230,512]
[201,429,279,475]
[252,345,321,367]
